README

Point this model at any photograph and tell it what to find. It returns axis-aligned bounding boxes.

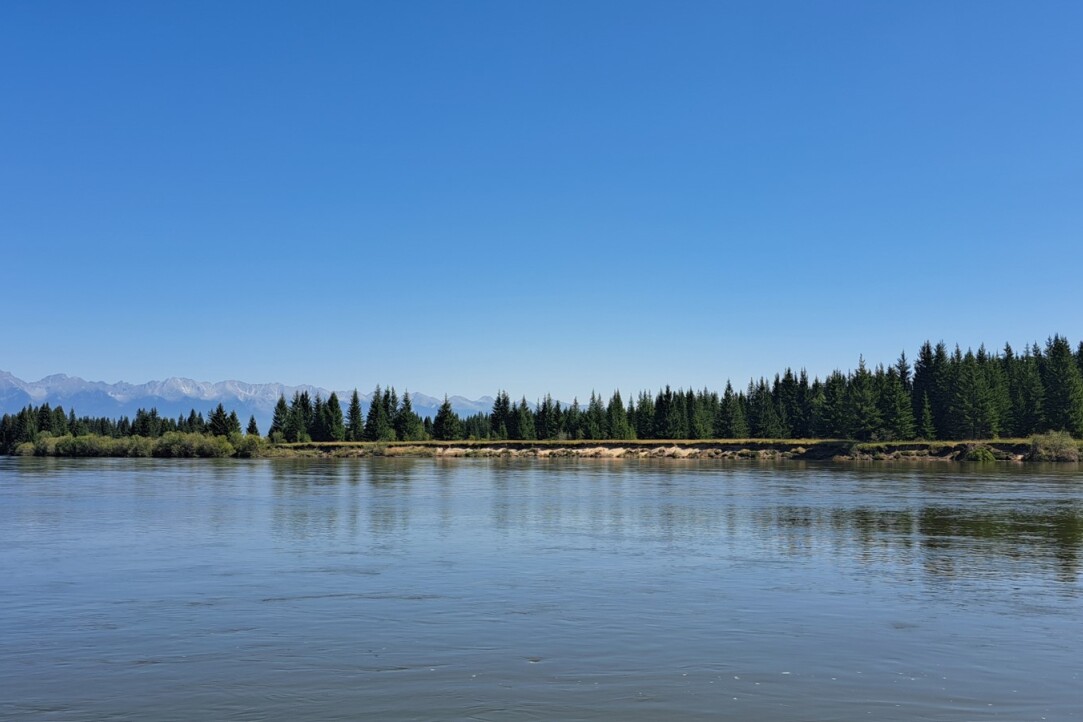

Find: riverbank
[8,433,1080,462]
[271,437,1078,462]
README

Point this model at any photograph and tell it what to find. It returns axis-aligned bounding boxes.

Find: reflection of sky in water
[2,458,1081,721]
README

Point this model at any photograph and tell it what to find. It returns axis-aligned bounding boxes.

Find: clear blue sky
[3,1,1081,400]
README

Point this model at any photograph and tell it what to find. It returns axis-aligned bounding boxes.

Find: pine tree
[386,388,399,421]
[310,394,329,441]
[715,381,748,438]
[582,392,606,439]
[948,350,997,439]
[606,390,634,440]
[433,396,462,440]
[980,346,1011,437]
[654,386,685,439]
[1042,335,1083,435]
[689,388,715,439]
[285,392,308,442]
[208,404,231,437]
[774,370,799,439]
[515,398,537,440]
[930,342,952,439]
[364,385,394,441]
[911,341,935,428]
[490,391,511,440]
[563,398,582,440]
[346,389,364,441]
[324,392,346,441]
[247,416,260,436]
[747,379,784,438]
[393,391,425,441]
[847,358,882,441]
[297,391,313,433]
[51,406,69,436]
[878,366,916,440]
[634,391,655,439]
[917,392,936,440]
[537,395,560,440]
[1007,349,1045,436]
[895,351,912,393]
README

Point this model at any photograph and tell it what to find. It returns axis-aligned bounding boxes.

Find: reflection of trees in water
[756,502,1082,583]
[367,459,419,538]
[918,505,1082,584]
[268,459,423,541]
[261,459,1082,584]
[270,460,349,542]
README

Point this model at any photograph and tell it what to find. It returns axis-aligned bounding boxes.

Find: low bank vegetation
[14,431,266,459]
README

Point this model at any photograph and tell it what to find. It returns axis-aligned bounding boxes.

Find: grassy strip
[278,438,848,450]
[12,435,1080,461]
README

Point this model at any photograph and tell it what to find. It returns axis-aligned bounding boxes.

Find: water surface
[2,458,1081,720]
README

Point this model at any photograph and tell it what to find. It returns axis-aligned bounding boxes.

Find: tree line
[0,402,262,457]
[3,335,1083,454]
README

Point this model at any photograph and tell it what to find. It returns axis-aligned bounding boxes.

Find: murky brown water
[2,458,1081,720]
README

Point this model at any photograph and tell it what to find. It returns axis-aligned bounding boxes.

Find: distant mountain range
[0,371,495,431]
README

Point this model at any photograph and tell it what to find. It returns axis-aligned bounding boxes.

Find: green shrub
[54,434,111,457]
[963,444,997,462]
[1029,431,1080,462]
[33,435,61,456]
[124,436,155,458]
[13,442,35,456]
[232,434,266,458]
[153,432,235,458]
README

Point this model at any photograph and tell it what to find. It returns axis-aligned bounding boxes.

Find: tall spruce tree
[364,385,394,441]
[324,392,346,441]
[433,396,462,440]
[747,379,784,438]
[847,358,882,441]
[689,388,715,439]
[1008,349,1045,436]
[949,350,998,439]
[878,366,916,440]
[582,392,606,439]
[654,386,686,439]
[394,392,425,441]
[1042,335,1083,435]
[346,389,364,441]
[716,381,748,438]
[515,398,537,440]
[490,391,511,440]
[208,404,231,437]
[911,342,934,432]
[563,398,582,440]
[269,395,289,439]
[537,395,560,440]
[310,394,329,441]
[606,390,634,440]
[917,392,936,440]
[634,391,655,439]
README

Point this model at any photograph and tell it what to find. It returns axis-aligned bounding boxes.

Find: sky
[2,1,1081,400]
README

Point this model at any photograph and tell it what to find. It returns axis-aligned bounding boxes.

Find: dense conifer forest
[3,336,1083,456]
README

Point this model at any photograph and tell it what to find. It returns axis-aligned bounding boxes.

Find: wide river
[2,458,1081,721]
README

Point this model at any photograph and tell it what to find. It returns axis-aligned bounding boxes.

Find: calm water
[2,458,1081,721]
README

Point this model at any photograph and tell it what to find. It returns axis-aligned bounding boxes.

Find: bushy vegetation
[1028,431,1080,462]
[962,444,998,462]
[15,432,242,458]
